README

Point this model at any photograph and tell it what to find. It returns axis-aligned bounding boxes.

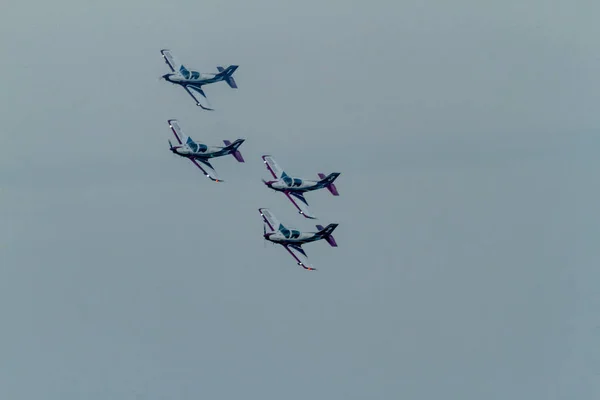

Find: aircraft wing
[160,49,182,72]
[167,119,184,144]
[184,85,214,110]
[189,158,223,182]
[259,208,281,232]
[284,244,316,271]
[285,191,316,219]
[262,155,284,179]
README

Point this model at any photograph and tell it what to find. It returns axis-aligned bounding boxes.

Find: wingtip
[197,103,215,111]
[206,175,224,183]
[300,211,317,220]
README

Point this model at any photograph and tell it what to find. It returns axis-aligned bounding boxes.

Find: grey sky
[1,0,598,398]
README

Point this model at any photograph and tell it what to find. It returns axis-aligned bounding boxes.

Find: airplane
[167,119,245,182]
[261,155,340,219]
[259,208,338,271]
[160,49,239,110]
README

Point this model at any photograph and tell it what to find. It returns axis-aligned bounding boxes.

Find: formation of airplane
[159,49,341,271]
[260,208,338,271]
[261,155,340,219]
[160,49,239,110]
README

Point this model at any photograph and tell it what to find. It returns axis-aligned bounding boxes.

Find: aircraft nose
[171,146,183,154]
[161,73,170,80]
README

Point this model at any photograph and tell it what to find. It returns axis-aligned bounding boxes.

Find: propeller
[168,139,177,154]
[262,223,275,247]
[263,223,267,248]
[262,179,277,189]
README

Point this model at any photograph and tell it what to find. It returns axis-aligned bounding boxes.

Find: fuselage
[264,177,322,192]
[162,72,224,86]
[264,230,319,244]
[171,145,228,159]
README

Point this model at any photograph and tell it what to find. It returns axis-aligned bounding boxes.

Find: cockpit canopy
[279,225,301,239]
[186,137,207,153]
[282,173,303,187]
[179,65,200,80]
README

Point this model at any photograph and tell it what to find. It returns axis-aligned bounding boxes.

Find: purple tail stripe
[233,151,244,163]
[328,183,339,196]
[325,236,338,247]
[223,140,244,162]
[316,224,338,247]
[318,173,340,196]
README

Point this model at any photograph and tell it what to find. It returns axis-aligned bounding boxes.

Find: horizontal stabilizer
[318,173,340,196]
[232,150,244,162]
[217,65,239,88]
[223,139,245,162]
[316,224,338,247]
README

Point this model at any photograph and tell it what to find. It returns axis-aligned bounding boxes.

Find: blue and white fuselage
[261,155,340,219]
[263,174,338,192]
[264,226,319,244]
[160,49,239,110]
[167,119,245,182]
[259,208,338,271]
[162,69,233,86]
[170,141,237,159]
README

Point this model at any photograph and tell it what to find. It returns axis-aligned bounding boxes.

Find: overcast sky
[1,0,598,399]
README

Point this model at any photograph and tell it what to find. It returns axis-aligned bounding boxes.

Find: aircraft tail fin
[216,65,239,88]
[223,139,245,162]
[315,224,338,247]
[318,173,340,196]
